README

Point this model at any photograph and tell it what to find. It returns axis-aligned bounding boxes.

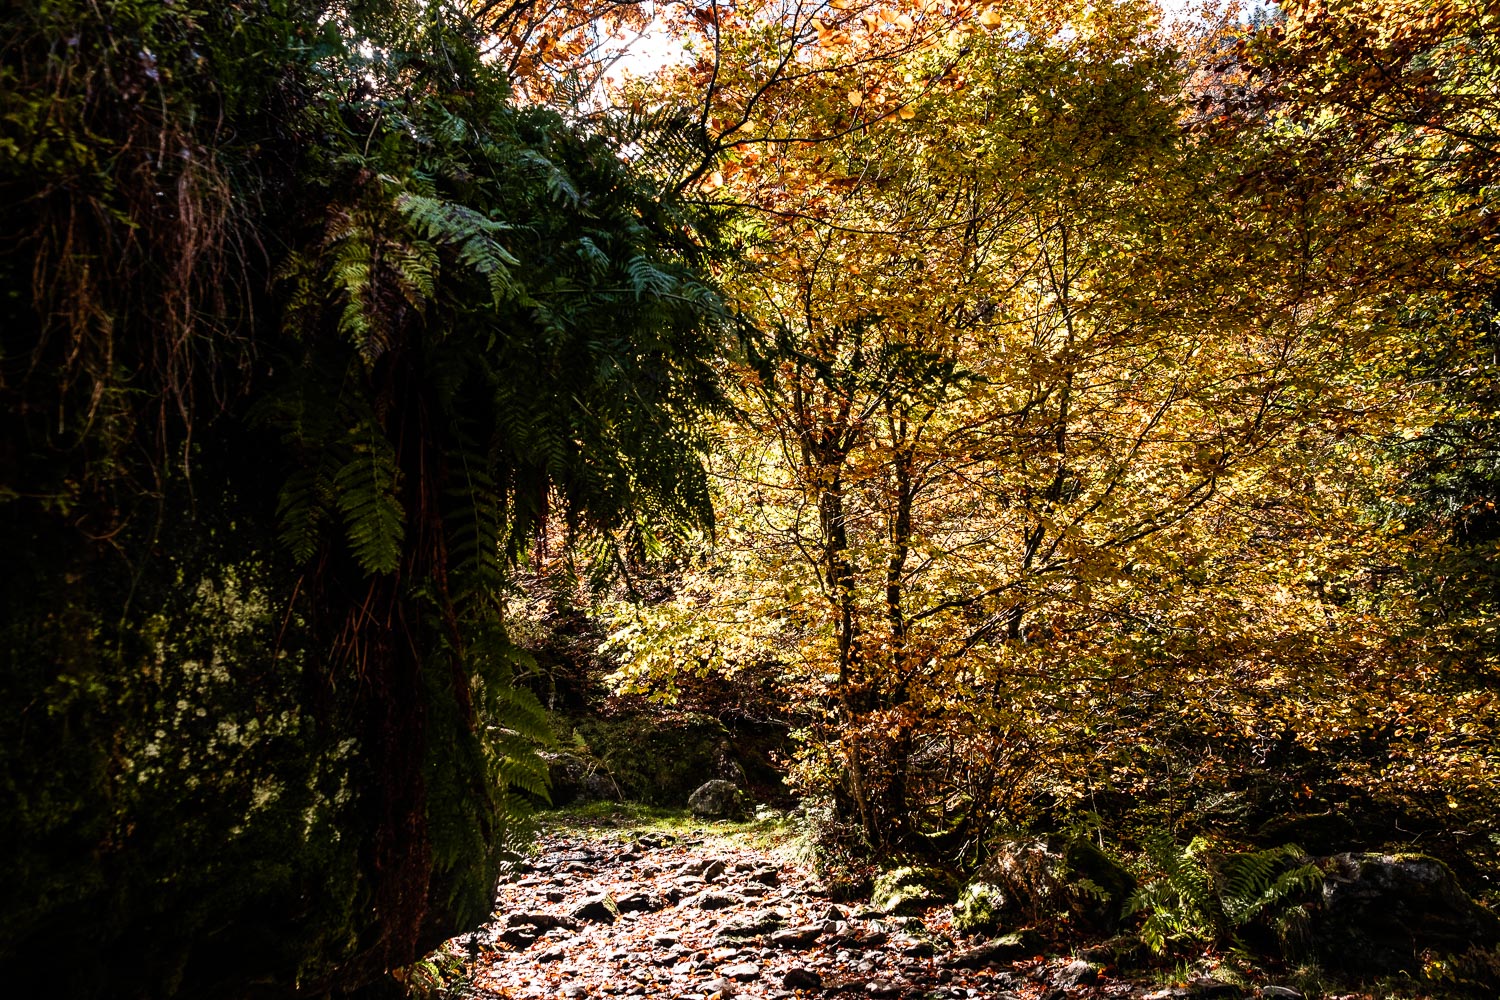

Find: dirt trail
[455,822,1183,1000]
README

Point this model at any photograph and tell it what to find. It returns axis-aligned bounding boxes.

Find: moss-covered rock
[688,779,749,820]
[953,882,1009,936]
[542,751,620,806]
[981,836,1135,933]
[871,866,955,915]
[570,712,744,805]
[1064,839,1136,930]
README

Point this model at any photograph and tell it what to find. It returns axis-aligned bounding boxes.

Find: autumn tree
[599,0,1500,864]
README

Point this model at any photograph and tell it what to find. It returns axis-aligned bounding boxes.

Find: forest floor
[444,806,1362,1000]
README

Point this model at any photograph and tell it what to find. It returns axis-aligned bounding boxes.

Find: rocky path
[454,823,1253,1000]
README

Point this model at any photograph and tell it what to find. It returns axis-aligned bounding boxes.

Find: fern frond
[395,192,520,303]
[626,254,677,300]
[516,148,581,206]
[575,236,609,273]
[276,466,328,564]
[1128,835,1322,956]
[333,425,404,575]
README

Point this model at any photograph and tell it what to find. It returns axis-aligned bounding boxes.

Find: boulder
[953,881,1007,936]
[689,779,750,820]
[980,836,1134,932]
[870,865,954,915]
[1310,852,1500,973]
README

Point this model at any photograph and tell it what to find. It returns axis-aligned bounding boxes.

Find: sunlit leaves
[590,0,1500,850]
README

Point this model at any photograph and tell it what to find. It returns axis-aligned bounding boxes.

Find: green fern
[395,192,519,303]
[626,254,678,300]
[275,466,328,564]
[1126,834,1320,956]
[516,148,581,206]
[332,425,405,575]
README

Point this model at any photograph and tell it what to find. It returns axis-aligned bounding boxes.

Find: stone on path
[506,911,578,930]
[1053,959,1100,988]
[940,933,1037,969]
[721,961,761,982]
[770,925,822,948]
[695,891,741,910]
[616,891,662,913]
[570,893,619,924]
[782,966,823,991]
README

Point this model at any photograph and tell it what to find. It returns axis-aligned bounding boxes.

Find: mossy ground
[535,801,803,855]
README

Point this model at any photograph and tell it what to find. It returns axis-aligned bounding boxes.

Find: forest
[1,0,1497,998]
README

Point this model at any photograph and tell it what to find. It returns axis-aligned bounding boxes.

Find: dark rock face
[1186,976,1244,998]
[1063,839,1136,930]
[576,713,753,806]
[689,779,750,820]
[1311,852,1500,973]
[541,751,617,806]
